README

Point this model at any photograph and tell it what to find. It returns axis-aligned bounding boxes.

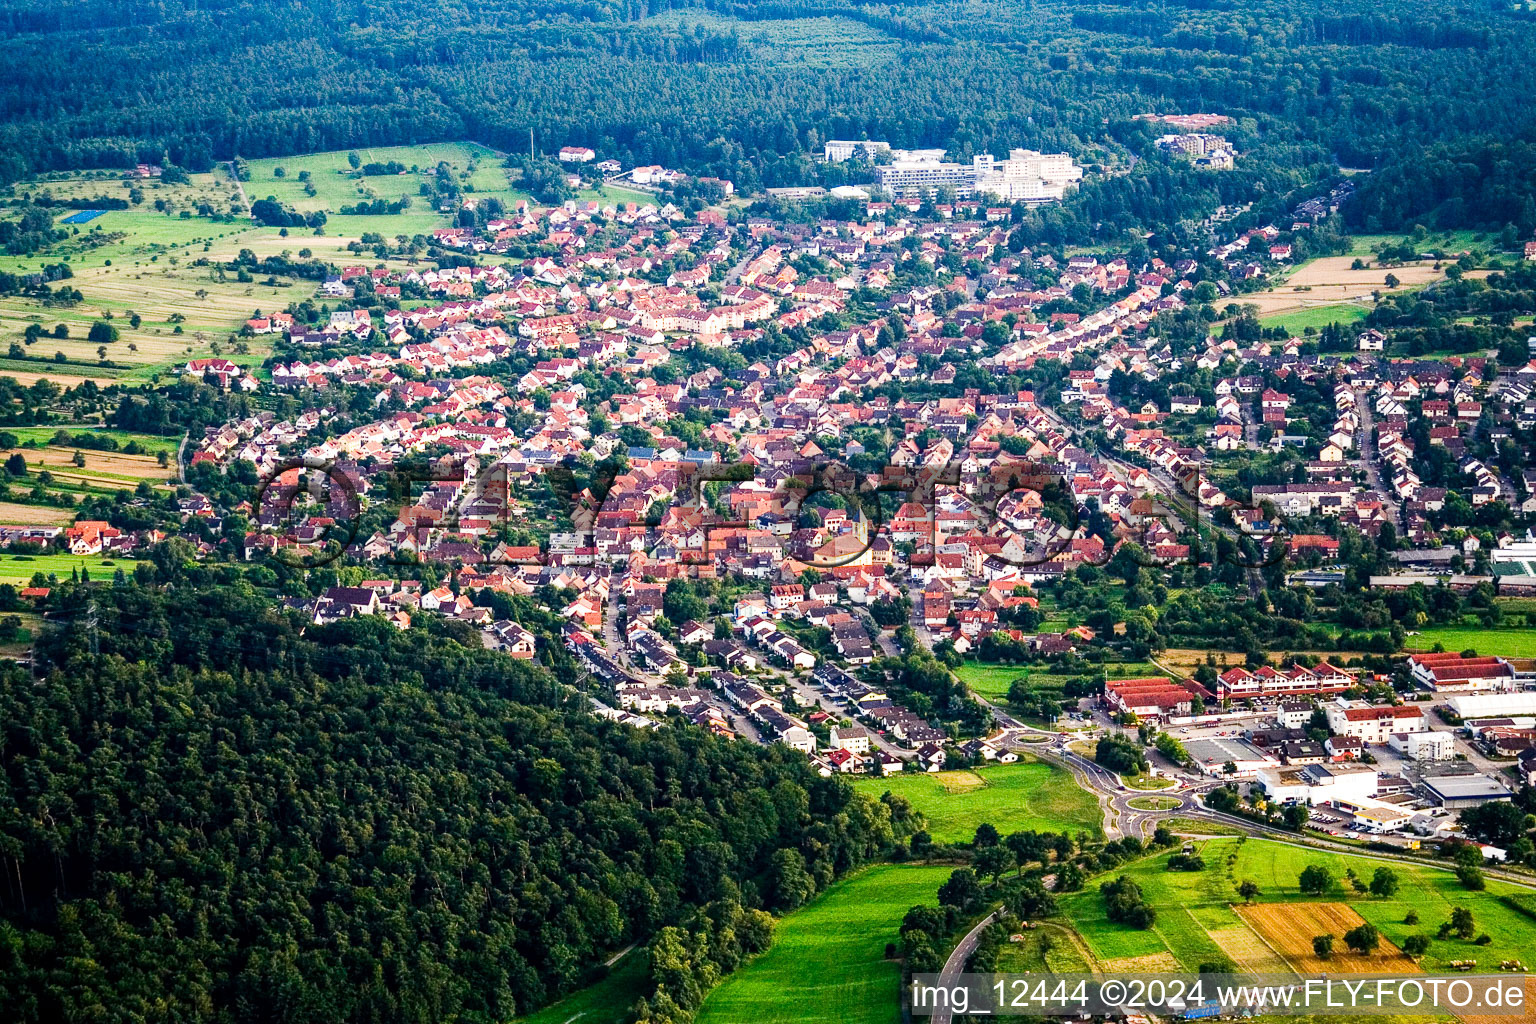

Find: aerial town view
[3,1,1536,1022]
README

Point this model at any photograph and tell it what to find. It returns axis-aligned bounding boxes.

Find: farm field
[1154,648,1358,677]
[511,949,650,1024]
[1235,901,1414,974]
[1239,255,1489,324]
[695,863,953,1024]
[4,427,180,454]
[0,502,75,526]
[1057,837,1536,976]
[15,446,173,491]
[849,760,1102,844]
[0,553,134,582]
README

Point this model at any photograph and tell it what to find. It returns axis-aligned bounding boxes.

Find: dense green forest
[0,578,903,1023]
[3,0,1536,233]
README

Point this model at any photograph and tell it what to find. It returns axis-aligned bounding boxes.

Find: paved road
[1353,390,1403,530]
[930,908,1002,1024]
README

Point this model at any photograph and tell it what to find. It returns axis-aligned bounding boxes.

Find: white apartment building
[974,149,1084,202]
[829,724,871,754]
[875,148,1082,202]
[824,140,892,162]
[1325,698,1427,745]
[1389,730,1455,761]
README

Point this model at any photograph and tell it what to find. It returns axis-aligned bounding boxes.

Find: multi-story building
[1217,662,1351,700]
[974,149,1084,202]
[1155,133,1235,170]
[1104,676,1211,720]
[875,148,1082,202]
[824,139,892,162]
[1324,698,1427,745]
[1407,652,1517,694]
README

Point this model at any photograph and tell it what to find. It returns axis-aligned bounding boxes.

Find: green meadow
[695,863,953,1024]
[1406,626,1536,659]
[0,553,136,584]
[955,658,1159,703]
[850,760,1102,844]
[1257,303,1368,334]
[3,426,180,454]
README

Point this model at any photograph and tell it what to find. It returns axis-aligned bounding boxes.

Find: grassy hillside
[696,863,953,1024]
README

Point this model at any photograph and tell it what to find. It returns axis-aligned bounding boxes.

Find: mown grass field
[244,143,652,238]
[244,144,493,238]
[1405,626,1536,658]
[1342,230,1493,259]
[992,925,1095,974]
[1257,303,1368,334]
[695,863,953,1024]
[850,760,1102,844]
[955,659,1159,703]
[0,553,135,582]
[1058,837,1536,975]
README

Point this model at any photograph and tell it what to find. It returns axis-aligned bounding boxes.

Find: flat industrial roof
[1422,774,1511,799]
[1186,737,1273,764]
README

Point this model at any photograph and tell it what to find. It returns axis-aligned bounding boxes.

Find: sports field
[850,760,1103,843]
[695,863,953,1024]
